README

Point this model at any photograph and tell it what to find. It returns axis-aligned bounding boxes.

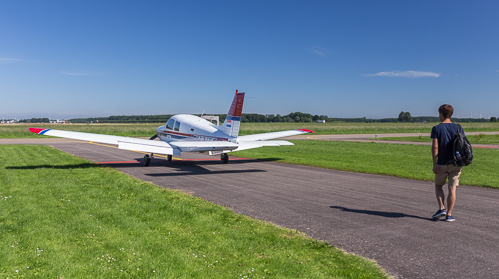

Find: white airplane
[29,90,313,165]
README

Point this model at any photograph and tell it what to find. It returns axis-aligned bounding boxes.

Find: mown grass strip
[234,141,499,189]
[2,122,499,138]
[373,134,499,145]
[0,145,388,278]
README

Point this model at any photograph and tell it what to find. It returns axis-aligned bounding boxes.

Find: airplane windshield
[165,118,175,130]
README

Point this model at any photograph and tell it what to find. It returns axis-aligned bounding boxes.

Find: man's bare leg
[447,185,456,216]
[435,185,446,210]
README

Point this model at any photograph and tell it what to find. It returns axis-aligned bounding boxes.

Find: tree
[398,111,412,122]
[404,111,412,122]
[491,117,498,122]
[398,111,405,122]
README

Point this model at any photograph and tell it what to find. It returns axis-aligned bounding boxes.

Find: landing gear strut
[221,153,229,164]
[143,153,153,166]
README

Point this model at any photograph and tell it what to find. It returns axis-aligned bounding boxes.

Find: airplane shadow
[5,163,100,170]
[98,157,283,168]
[329,206,433,221]
[5,157,280,176]
[145,168,267,177]
[142,158,269,177]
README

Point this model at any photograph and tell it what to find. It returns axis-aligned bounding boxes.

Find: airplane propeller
[149,134,158,140]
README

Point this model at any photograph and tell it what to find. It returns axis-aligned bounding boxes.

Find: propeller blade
[149,134,158,140]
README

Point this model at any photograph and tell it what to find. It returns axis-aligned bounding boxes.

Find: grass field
[0,145,388,278]
[2,122,499,138]
[374,134,499,145]
[234,141,499,189]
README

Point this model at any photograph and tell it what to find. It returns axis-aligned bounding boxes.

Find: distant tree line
[57,111,496,124]
[18,118,50,123]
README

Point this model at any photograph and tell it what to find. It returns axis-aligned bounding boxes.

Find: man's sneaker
[445,215,455,222]
[432,209,447,220]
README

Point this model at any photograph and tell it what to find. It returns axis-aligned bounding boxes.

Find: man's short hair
[439,104,454,119]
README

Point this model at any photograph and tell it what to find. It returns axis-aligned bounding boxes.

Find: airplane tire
[143,154,151,166]
[167,155,172,161]
[221,153,229,164]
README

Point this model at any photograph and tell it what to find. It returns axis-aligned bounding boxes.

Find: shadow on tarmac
[141,158,269,176]
[329,206,433,221]
[4,157,282,171]
[145,168,267,177]
[5,163,100,170]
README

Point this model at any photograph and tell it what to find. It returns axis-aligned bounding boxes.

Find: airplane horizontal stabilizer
[233,140,294,152]
[237,129,313,142]
[169,141,238,152]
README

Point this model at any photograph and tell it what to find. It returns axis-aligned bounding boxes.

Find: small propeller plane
[29,90,313,165]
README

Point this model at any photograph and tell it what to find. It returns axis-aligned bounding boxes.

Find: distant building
[316,120,326,123]
[49,119,67,124]
[201,115,220,126]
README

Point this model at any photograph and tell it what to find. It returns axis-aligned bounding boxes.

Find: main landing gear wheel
[221,153,229,164]
[143,153,153,166]
[167,155,172,161]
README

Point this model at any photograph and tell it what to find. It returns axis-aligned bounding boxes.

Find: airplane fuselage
[156,114,236,144]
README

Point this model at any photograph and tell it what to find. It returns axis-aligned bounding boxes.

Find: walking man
[431,104,463,222]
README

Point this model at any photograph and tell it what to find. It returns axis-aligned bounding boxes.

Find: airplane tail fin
[219,90,245,138]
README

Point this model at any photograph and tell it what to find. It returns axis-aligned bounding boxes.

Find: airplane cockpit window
[174,121,181,131]
[165,118,175,130]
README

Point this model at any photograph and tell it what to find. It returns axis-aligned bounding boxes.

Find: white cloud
[367,70,440,78]
[0,57,25,64]
[307,46,328,57]
[61,72,89,76]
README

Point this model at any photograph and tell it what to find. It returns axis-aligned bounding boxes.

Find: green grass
[0,145,388,278]
[237,122,499,135]
[234,141,499,189]
[374,134,499,145]
[2,122,499,138]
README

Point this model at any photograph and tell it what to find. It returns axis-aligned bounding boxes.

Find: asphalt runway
[3,138,499,278]
[284,132,499,149]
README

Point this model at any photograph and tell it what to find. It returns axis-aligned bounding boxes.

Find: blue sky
[1,1,498,119]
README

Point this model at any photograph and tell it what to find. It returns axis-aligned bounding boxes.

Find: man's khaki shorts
[435,164,462,187]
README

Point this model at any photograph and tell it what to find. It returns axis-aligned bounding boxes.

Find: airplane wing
[28,128,174,155]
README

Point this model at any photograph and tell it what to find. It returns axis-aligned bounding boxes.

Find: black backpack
[452,124,473,166]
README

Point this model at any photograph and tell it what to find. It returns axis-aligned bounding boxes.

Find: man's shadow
[329,206,433,221]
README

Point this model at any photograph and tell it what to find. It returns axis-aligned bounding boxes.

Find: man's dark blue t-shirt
[431,123,463,165]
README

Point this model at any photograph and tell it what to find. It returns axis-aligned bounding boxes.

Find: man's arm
[432,138,439,174]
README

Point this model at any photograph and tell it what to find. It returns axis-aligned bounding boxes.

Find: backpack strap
[456,124,463,135]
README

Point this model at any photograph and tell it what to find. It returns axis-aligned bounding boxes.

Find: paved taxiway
[3,138,499,278]
[284,132,499,149]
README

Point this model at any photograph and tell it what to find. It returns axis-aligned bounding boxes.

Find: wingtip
[28,127,49,134]
[297,129,314,133]
[28,127,43,134]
